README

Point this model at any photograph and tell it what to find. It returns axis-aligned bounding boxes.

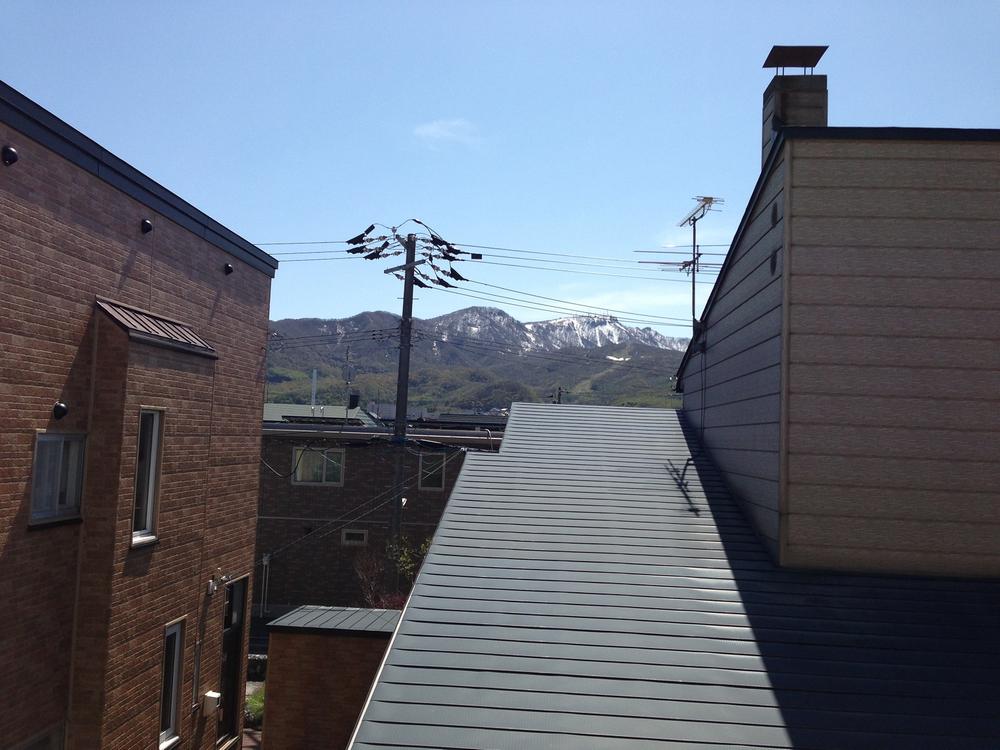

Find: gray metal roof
[350,402,1000,749]
[269,606,399,635]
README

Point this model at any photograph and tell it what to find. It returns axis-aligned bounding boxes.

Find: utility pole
[392,234,417,440]
[389,234,417,589]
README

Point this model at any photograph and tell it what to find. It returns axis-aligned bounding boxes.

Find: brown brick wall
[255,438,464,613]
[0,111,271,750]
[263,630,390,750]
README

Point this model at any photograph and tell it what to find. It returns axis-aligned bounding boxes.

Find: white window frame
[159,619,184,749]
[291,446,344,486]
[30,432,86,523]
[132,409,164,545]
[341,528,368,546]
[418,452,446,490]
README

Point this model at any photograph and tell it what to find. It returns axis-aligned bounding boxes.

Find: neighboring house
[347,49,1000,748]
[675,45,1000,576]
[254,406,502,617]
[0,79,277,750]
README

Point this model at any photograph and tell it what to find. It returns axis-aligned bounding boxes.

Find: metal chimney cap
[763,45,828,70]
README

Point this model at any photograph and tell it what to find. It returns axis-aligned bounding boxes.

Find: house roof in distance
[349,402,1000,749]
[262,402,381,427]
[269,606,399,636]
[96,297,217,359]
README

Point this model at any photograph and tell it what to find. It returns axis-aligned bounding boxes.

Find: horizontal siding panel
[788,423,999,462]
[789,334,1000,369]
[790,275,1000,309]
[788,394,1000,431]
[793,140,1000,161]
[789,363,999,400]
[706,308,783,363]
[702,423,780,452]
[709,239,782,324]
[687,365,781,410]
[721,472,780,520]
[785,543,1000,578]
[703,447,779,482]
[789,484,1000,525]
[790,246,1000,279]
[706,335,782,381]
[792,187,1000,220]
[791,217,1000,249]
[790,304,1000,339]
[704,278,781,343]
[788,454,1000,493]
[787,515,1000,556]
[683,394,780,427]
[793,156,1000,189]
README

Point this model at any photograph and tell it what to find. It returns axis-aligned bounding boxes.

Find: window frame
[132,408,165,546]
[29,431,87,524]
[341,528,368,547]
[418,452,446,491]
[290,446,345,486]
[159,618,185,750]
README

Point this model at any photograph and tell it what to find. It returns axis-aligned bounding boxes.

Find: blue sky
[3,1,998,335]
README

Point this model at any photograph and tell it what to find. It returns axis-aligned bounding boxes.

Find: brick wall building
[255,420,501,617]
[0,79,277,749]
[262,607,398,750]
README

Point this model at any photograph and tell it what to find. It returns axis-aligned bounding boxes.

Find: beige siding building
[677,48,1000,577]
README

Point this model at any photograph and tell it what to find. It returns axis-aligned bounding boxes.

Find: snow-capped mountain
[422,307,688,352]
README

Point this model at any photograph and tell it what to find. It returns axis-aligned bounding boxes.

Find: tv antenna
[678,196,724,334]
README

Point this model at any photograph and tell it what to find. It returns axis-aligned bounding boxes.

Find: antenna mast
[677,196,724,335]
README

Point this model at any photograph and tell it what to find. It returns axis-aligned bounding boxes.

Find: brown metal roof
[763,45,828,69]
[96,297,217,358]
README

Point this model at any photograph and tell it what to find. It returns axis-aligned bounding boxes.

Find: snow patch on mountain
[423,307,688,352]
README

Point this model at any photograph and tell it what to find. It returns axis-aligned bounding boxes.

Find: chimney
[761,45,828,164]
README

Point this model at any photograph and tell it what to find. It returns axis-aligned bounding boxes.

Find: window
[341,528,368,546]
[160,621,184,749]
[292,447,343,485]
[30,433,86,523]
[218,578,247,742]
[133,410,163,542]
[419,453,445,490]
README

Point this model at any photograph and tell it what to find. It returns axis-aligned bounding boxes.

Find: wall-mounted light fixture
[52,402,69,420]
[140,219,153,234]
[2,146,18,166]
[223,263,234,275]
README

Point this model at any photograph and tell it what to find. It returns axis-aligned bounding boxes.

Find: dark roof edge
[675,131,787,382]
[267,624,392,638]
[783,125,1000,141]
[0,79,278,278]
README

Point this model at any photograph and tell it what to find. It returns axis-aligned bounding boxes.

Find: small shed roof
[269,606,399,636]
[262,402,380,426]
[96,297,217,358]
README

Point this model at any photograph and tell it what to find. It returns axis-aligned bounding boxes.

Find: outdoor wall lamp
[2,146,18,166]
[52,402,69,420]
[140,218,153,234]
[223,263,234,275]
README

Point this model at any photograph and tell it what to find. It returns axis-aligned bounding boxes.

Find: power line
[468,280,690,323]
[423,285,705,325]
[469,258,717,283]
[424,284,685,327]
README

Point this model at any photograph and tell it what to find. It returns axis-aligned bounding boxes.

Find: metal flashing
[96,297,218,359]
